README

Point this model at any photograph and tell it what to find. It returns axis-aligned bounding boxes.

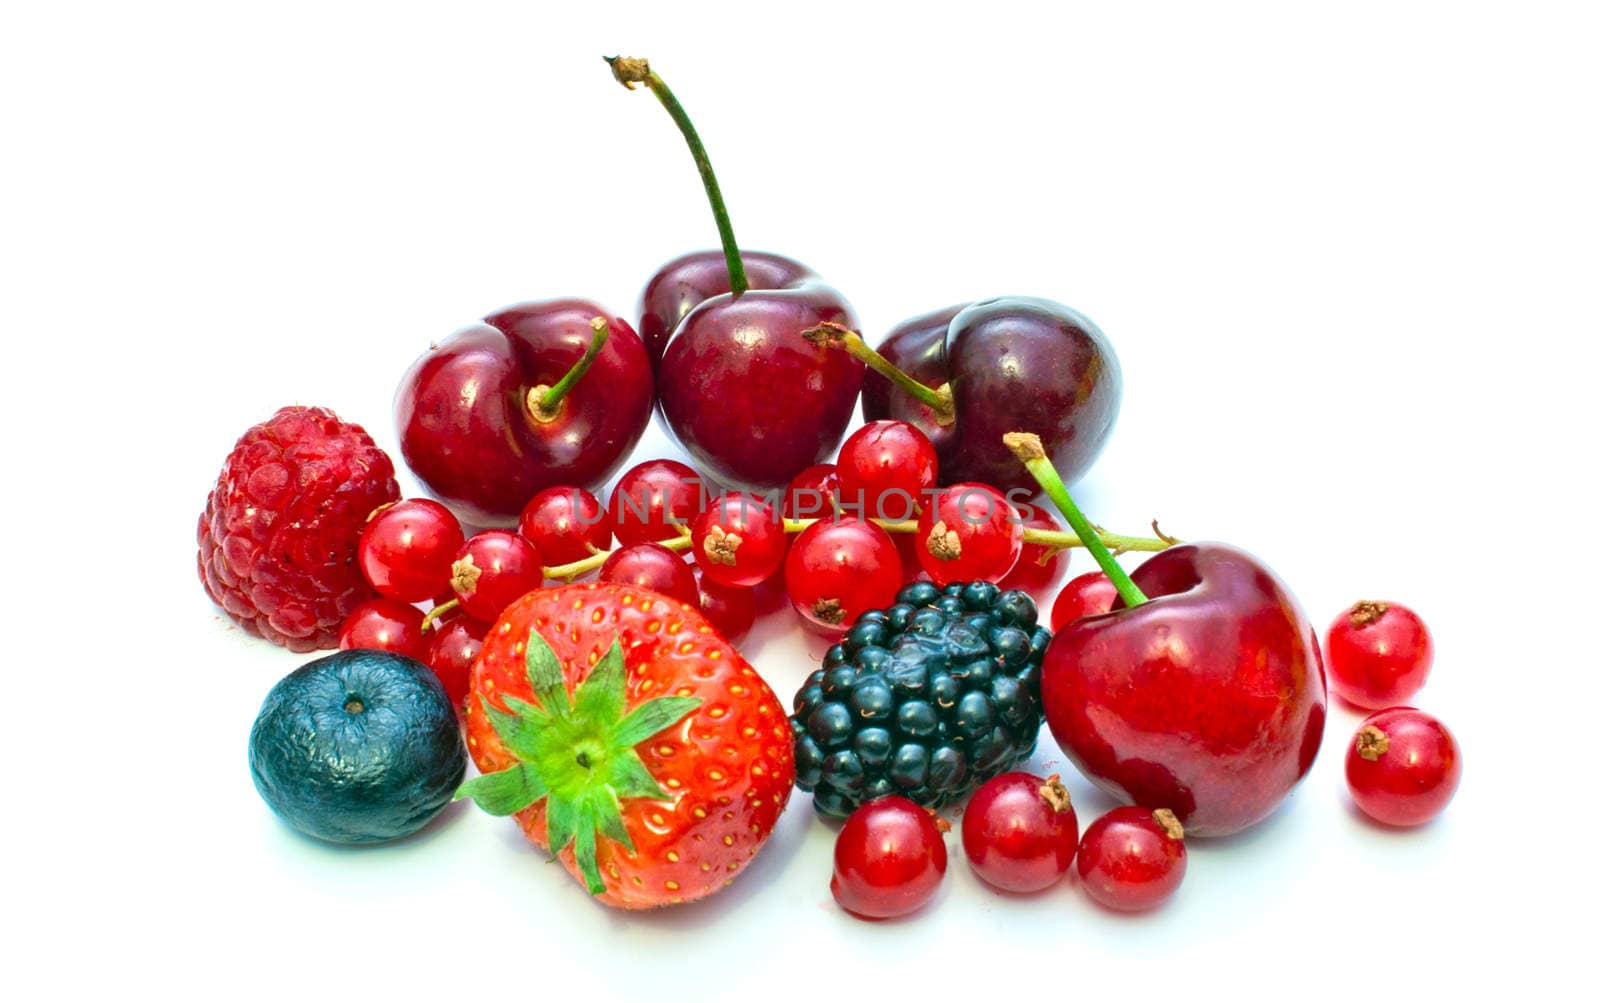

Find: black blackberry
[790,580,1052,817]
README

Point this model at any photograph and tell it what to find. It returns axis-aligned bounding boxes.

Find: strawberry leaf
[572,639,625,725]
[524,628,569,714]
[482,696,549,761]
[608,749,668,800]
[455,763,548,816]
[614,696,702,748]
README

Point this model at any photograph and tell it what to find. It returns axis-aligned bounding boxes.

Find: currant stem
[1003,432,1149,607]
[778,518,1171,553]
[801,322,955,425]
[534,318,609,419]
[606,56,747,296]
[542,533,693,582]
[420,598,460,632]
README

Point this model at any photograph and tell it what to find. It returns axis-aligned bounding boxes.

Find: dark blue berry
[943,623,988,662]
[897,700,938,738]
[822,644,848,669]
[930,672,961,708]
[856,645,893,674]
[933,596,965,617]
[857,608,889,625]
[994,589,1038,629]
[863,777,897,802]
[989,626,1031,669]
[793,684,823,715]
[848,678,895,722]
[795,735,825,788]
[890,743,930,788]
[821,666,857,697]
[954,691,996,739]
[884,603,916,631]
[960,581,1000,610]
[822,750,866,791]
[928,745,967,791]
[908,608,947,636]
[897,581,940,608]
[813,786,854,817]
[807,702,853,748]
[853,727,894,768]
[845,619,889,653]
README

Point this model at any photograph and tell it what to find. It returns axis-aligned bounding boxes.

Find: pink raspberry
[198,406,400,652]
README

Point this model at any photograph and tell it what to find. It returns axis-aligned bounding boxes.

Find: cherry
[426,614,487,708]
[961,773,1079,894]
[691,492,786,588]
[1326,600,1434,709]
[338,598,428,661]
[914,483,1023,587]
[357,498,465,604]
[696,575,757,644]
[783,518,903,635]
[1346,708,1462,827]
[835,420,937,522]
[637,250,817,369]
[818,296,1122,493]
[1049,571,1118,630]
[830,796,948,920]
[1076,807,1187,912]
[518,486,612,568]
[998,507,1070,601]
[610,58,862,491]
[449,531,544,623]
[783,463,840,520]
[607,458,710,547]
[397,307,652,525]
[598,542,700,607]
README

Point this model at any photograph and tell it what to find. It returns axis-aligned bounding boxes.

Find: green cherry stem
[530,318,609,422]
[606,56,748,296]
[802,322,956,425]
[779,517,1172,554]
[1004,431,1150,607]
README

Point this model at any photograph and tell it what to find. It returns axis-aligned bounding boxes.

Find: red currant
[1326,600,1434,709]
[783,518,902,635]
[338,598,428,661]
[1076,806,1187,912]
[517,487,612,567]
[450,531,544,622]
[831,796,949,920]
[962,772,1079,893]
[607,459,709,546]
[696,575,757,644]
[426,614,487,708]
[692,492,787,588]
[1346,708,1461,826]
[998,507,1069,600]
[598,542,700,607]
[783,463,840,520]
[1050,571,1118,630]
[835,420,937,522]
[356,499,464,603]
[914,483,1023,587]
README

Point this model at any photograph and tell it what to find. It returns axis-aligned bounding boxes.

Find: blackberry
[791,580,1050,817]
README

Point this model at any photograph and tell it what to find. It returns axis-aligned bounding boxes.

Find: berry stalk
[803,322,955,424]
[532,318,609,420]
[606,56,748,296]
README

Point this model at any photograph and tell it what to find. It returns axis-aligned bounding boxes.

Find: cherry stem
[780,517,1172,554]
[802,322,955,425]
[1003,432,1149,607]
[420,597,460,633]
[606,56,748,297]
[542,532,693,582]
[533,318,608,419]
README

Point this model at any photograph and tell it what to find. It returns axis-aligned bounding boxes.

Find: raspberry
[198,406,400,652]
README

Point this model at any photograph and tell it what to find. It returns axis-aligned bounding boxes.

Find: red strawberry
[459,582,794,908]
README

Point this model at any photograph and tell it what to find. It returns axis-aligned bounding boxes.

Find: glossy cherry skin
[597,542,700,608]
[1076,807,1187,912]
[426,614,487,708]
[783,518,903,635]
[517,487,612,568]
[450,531,544,623]
[783,463,839,521]
[1346,708,1461,826]
[914,483,1024,587]
[962,773,1079,893]
[607,459,712,547]
[357,498,465,603]
[1326,601,1434,709]
[831,796,948,920]
[862,298,1121,493]
[338,598,428,662]
[636,250,812,368]
[696,576,756,645]
[396,299,653,525]
[1041,543,1328,836]
[1049,571,1118,630]
[998,508,1070,602]
[655,263,863,491]
[835,420,938,522]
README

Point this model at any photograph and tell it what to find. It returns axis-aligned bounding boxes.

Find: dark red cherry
[1050,571,1118,630]
[396,301,653,525]
[637,250,813,368]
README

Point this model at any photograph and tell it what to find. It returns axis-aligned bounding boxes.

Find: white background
[3,1,1596,999]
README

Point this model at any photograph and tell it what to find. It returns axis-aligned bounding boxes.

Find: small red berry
[598,543,700,607]
[696,576,757,644]
[1050,571,1119,630]
[1076,806,1187,912]
[338,598,428,661]
[692,492,787,588]
[783,463,840,520]
[998,508,1069,601]
[962,773,1079,893]
[357,498,465,603]
[450,531,544,622]
[608,459,710,546]
[831,796,949,920]
[1326,600,1434,709]
[426,614,487,708]
[783,518,902,635]
[914,483,1023,587]
[1345,708,1461,826]
[518,487,612,567]
[835,420,937,522]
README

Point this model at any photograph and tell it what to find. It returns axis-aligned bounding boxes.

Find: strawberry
[458,582,794,908]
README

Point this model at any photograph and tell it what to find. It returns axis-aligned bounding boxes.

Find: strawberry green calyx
[455,628,701,894]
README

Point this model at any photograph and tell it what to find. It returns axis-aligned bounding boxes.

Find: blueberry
[822,750,866,791]
[989,626,1031,669]
[896,700,938,738]
[807,702,854,748]
[857,608,889,625]
[928,745,968,792]
[908,608,947,636]
[884,603,916,631]
[845,619,889,653]
[794,734,825,788]
[961,658,994,690]
[933,596,965,617]
[955,691,995,739]
[853,727,894,768]
[822,644,849,669]
[930,672,961,709]
[961,581,1000,610]
[793,684,823,715]
[995,589,1038,629]
[848,678,895,721]
[897,581,940,608]
[890,743,930,788]
[856,645,893,673]
[821,665,858,698]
